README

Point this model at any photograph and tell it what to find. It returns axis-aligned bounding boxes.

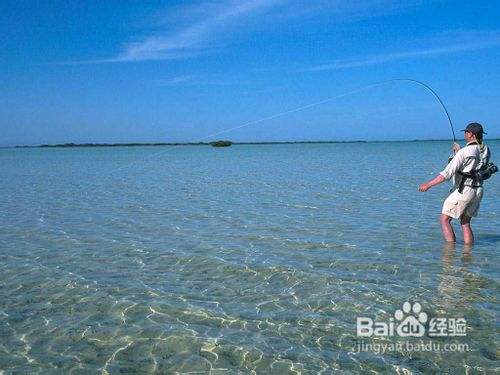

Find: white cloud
[151,75,198,85]
[267,0,418,22]
[113,0,284,62]
[303,31,500,72]
[69,0,415,64]
[147,74,261,87]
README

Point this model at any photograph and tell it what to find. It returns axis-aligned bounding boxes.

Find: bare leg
[440,214,455,243]
[460,215,474,245]
[441,242,456,266]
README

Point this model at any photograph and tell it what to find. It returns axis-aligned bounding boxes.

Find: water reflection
[437,243,497,364]
[437,243,480,312]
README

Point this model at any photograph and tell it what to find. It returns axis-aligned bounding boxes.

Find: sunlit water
[0,141,498,374]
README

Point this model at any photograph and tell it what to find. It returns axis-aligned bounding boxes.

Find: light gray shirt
[440,142,483,190]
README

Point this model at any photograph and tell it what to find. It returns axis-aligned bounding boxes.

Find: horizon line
[5,138,500,149]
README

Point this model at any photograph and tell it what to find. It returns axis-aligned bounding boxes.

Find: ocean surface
[0,141,498,374]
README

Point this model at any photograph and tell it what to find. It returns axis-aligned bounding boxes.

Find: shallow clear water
[0,141,498,374]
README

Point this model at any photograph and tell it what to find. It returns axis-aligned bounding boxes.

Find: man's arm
[419,144,464,192]
[419,174,445,192]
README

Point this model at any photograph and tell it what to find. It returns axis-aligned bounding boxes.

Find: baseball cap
[461,122,487,135]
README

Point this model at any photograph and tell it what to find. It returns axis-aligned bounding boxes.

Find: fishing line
[113,78,455,173]
[200,78,456,142]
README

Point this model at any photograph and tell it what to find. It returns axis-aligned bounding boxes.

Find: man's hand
[419,183,431,192]
[452,142,461,153]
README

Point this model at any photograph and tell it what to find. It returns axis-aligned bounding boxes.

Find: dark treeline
[35,142,208,148]
[19,140,368,148]
[13,138,500,149]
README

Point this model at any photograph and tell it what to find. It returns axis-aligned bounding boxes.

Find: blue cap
[461,122,486,135]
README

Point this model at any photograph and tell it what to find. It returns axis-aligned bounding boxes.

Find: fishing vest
[456,142,498,193]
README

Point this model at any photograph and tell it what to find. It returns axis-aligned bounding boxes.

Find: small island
[210,140,232,147]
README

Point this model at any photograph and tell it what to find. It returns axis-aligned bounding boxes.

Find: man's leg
[460,214,474,245]
[440,214,456,243]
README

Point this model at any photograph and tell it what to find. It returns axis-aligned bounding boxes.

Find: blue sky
[1,0,499,146]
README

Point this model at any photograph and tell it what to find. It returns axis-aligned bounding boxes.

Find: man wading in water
[418,123,492,245]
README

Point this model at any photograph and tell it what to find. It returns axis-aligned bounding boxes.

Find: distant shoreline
[6,138,500,149]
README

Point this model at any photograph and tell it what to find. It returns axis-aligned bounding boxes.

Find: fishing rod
[388,78,456,142]
[181,78,457,144]
[113,78,456,172]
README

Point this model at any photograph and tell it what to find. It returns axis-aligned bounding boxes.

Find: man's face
[464,131,475,142]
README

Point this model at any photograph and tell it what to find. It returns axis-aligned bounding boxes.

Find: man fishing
[418,123,494,245]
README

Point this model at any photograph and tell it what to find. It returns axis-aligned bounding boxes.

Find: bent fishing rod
[113,78,457,172]
[190,78,456,143]
[388,78,456,142]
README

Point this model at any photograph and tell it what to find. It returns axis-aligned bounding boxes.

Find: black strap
[456,170,481,193]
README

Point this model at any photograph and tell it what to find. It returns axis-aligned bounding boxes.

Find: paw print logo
[395,302,427,337]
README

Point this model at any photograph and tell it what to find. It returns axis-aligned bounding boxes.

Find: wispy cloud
[67,0,415,64]
[303,31,500,72]
[146,74,263,87]
[150,75,198,86]
[101,0,284,63]
[268,0,419,22]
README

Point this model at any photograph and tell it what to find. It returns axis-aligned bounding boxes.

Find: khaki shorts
[442,187,483,219]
